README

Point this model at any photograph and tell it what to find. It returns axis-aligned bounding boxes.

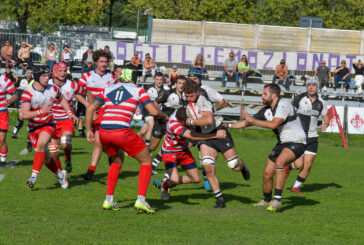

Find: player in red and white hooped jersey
[20,66,77,189]
[155,107,226,201]
[85,68,168,213]
[79,49,117,180]
[0,73,18,166]
[48,62,87,174]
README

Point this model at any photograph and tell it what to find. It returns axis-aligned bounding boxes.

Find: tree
[0,0,110,33]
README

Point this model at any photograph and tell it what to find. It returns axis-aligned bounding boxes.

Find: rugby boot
[81,169,94,180]
[160,179,170,201]
[58,170,69,189]
[134,200,155,214]
[213,198,226,208]
[102,200,120,211]
[0,161,6,167]
[26,176,36,189]
[26,139,33,153]
[290,187,302,194]
[253,200,270,207]
[266,199,282,212]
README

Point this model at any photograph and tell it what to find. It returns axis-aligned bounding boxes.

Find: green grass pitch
[0,113,363,244]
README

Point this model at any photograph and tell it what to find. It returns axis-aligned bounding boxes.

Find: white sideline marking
[0,174,5,182]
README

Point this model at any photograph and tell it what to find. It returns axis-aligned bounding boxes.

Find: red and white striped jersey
[95,82,152,129]
[162,113,188,153]
[0,75,16,112]
[49,79,84,121]
[20,84,62,132]
[79,70,116,112]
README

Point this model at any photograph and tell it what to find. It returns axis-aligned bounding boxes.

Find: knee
[192,175,201,183]
[263,169,274,180]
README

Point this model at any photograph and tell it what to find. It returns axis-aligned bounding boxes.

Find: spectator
[353,60,364,94]
[131,51,141,69]
[222,51,239,88]
[1,40,13,68]
[238,54,250,89]
[142,53,156,81]
[104,45,115,72]
[3,66,18,84]
[168,65,180,87]
[334,60,350,91]
[82,44,94,73]
[45,43,58,72]
[273,59,290,90]
[191,53,206,73]
[314,60,331,91]
[61,45,73,74]
[17,41,33,73]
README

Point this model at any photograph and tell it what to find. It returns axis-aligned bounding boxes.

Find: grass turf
[0,114,363,244]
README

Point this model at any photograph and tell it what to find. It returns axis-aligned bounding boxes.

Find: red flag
[328,105,348,148]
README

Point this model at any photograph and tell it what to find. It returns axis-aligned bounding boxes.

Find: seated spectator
[17,41,33,73]
[353,60,364,94]
[222,52,239,88]
[191,53,206,74]
[82,44,94,74]
[238,54,250,88]
[46,43,58,72]
[314,60,331,91]
[168,65,180,87]
[1,40,13,68]
[3,66,18,84]
[273,59,290,90]
[61,45,73,73]
[104,45,114,72]
[334,60,350,91]
[131,51,141,69]
[142,53,156,81]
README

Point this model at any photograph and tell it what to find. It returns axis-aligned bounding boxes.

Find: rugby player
[86,68,168,213]
[0,72,17,166]
[20,66,77,188]
[230,84,306,212]
[79,50,117,180]
[184,79,250,208]
[48,63,87,173]
[287,79,329,193]
[157,107,226,200]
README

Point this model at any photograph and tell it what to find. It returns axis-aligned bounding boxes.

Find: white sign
[325,106,344,133]
[97,41,364,72]
[347,107,364,134]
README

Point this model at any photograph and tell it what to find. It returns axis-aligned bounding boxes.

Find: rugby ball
[186,102,202,119]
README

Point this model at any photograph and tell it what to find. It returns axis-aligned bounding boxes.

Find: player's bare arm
[186,111,213,126]
[182,129,226,141]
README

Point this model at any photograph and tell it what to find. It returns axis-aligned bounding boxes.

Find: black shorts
[142,108,151,121]
[152,119,166,139]
[75,102,86,117]
[304,137,318,155]
[268,142,306,163]
[198,125,235,153]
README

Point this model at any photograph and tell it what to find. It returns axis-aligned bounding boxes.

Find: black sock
[202,169,207,179]
[152,153,162,168]
[274,189,282,201]
[297,176,306,183]
[263,192,272,202]
[145,139,150,146]
[214,190,223,200]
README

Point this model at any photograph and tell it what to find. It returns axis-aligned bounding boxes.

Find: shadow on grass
[280,196,320,212]
[300,182,342,192]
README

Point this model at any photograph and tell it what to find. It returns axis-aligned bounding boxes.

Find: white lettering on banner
[325,106,344,134]
[347,107,364,135]
[97,41,364,72]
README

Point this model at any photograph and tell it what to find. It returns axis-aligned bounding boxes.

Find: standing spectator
[104,45,115,72]
[1,40,13,68]
[131,51,141,69]
[82,44,94,73]
[61,45,73,74]
[272,59,290,90]
[142,53,156,81]
[222,52,239,88]
[191,53,206,73]
[238,54,250,89]
[314,60,331,91]
[168,65,180,87]
[334,60,350,91]
[353,60,364,94]
[46,43,58,73]
[17,41,33,72]
[3,66,18,84]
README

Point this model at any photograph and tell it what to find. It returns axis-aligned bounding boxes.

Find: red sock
[106,163,122,195]
[32,151,45,174]
[0,148,8,161]
[64,149,71,161]
[89,165,96,172]
[162,181,169,190]
[55,159,62,170]
[138,165,152,196]
[45,158,60,174]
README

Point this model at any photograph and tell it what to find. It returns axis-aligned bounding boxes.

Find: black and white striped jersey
[254,99,306,144]
[293,93,328,138]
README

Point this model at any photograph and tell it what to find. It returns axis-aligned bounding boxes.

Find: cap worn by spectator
[89,44,93,49]
[280,59,285,64]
